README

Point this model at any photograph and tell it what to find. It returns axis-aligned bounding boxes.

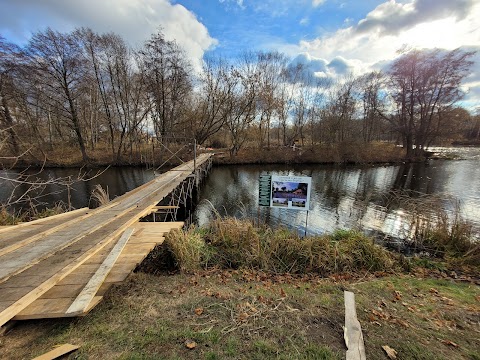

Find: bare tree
[225,53,259,156]
[0,36,23,156]
[79,28,150,162]
[186,57,234,145]
[139,30,192,140]
[24,28,90,162]
[386,48,476,157]
[357,71,387,142]
[255,51,287,148]
[276,63,304,146]
[319,75,358,143]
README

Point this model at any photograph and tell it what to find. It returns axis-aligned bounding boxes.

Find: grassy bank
[214,142,407,165]
[0,270,478,359]
[2,142,407,169]
[0,203,67,225]
[162,218,401,275]
[1,218,478,359]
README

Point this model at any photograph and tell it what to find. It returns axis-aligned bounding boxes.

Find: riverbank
[214,142,409,165]
[1,269,478,359]
[1,142,410,169]
[0,217,478,359]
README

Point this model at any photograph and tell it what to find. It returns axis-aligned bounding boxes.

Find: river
[1,147,479,247]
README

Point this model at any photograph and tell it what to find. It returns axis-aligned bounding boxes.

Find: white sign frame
[270,175,311,211]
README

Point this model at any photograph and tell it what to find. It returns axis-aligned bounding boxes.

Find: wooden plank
[39,284,85,299]
[0,205,155,327]
[128,236,164,245]
[66,229,134,315]
[344,291,366,360]
[15,296,103,320]
[0,156,210,322]
[32,344,79,360]
[0,208,89,235]
[122,242,157,254]
[0,204,135,283]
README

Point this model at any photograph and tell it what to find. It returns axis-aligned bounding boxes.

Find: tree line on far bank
[0,28,477,164]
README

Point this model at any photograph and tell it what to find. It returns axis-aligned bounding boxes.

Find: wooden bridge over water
[0,154,212,329]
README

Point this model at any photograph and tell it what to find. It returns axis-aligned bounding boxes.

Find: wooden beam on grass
[344,291,366,360]
[32,344,79,360]
[66,228,134,315]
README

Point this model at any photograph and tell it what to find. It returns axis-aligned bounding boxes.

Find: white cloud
[312,0,326,7]
[0,0,217,72]
[300,18,309,26]
[293,0,479,100]
[287,53,358,83]
[356,0,477,35]
[218,0,246,10]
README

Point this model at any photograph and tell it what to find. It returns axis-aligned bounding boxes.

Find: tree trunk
[1,94,20,155]
[66,88,89,163]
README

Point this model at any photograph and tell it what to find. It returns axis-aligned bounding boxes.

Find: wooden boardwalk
[0,154,212,327]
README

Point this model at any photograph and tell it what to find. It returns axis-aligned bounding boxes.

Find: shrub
[0,206,20,225]
[164,217,398,275]
[387,191,476,261]
[164,226,208,273]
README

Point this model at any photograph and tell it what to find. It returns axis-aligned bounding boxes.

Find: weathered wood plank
[15,296,103,319]
[66,229,134,315]
[0,155,211,322]
[344,291,366,360]
[0,205,136,283]
[0,208,89,235]
[0,208,94,256]
[32,344,79,360]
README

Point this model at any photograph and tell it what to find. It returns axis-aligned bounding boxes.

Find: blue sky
[1,0,479,109]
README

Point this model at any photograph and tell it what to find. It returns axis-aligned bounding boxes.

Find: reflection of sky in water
[194,151,480,243]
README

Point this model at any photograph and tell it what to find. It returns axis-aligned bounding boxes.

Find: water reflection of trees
[0,167,148,211]
[196,161,476,238]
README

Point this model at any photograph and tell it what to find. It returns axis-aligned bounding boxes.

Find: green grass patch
[1,272,477,360]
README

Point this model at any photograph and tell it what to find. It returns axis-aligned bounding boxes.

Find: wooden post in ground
[344,291,366,360]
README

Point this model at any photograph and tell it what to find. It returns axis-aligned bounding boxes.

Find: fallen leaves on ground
[382,345,398,359]
[441,339,459,348]
[184,340,197,349]
[369,308,409,328]
[194,307,204,316]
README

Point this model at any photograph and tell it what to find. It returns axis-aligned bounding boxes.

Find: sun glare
[400,18,461,49]
[398,4,480,50]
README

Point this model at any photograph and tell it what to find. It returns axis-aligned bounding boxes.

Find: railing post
[194,139,197,172]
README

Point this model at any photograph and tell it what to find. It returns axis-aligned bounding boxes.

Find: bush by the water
[387,191,478,265]
[0,203,67,225]
[164,217,398,275]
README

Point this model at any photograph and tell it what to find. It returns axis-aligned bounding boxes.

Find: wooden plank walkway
[0,154,211,326]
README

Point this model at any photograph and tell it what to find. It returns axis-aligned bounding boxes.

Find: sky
[0,0,479,110]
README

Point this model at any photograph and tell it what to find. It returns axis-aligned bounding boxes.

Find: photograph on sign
[270,176,311,211]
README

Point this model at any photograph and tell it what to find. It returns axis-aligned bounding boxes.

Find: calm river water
[1,147,479,246]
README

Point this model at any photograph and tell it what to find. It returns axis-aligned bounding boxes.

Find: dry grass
[0,202,67,225]
[385,191,477,264]
[215,142,406,165]
[0,206,21,225]
[90,184,110,207]
[165,227,207,273]
[164,217,399,276]
[0,270,477,360]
